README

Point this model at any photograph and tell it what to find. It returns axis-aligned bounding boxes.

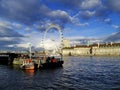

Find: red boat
[20,59,35,70]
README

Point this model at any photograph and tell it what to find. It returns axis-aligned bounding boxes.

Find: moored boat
[20,59,35,70]
[13,53,64,70]
[13,58,23,65]
[39,54,64,69]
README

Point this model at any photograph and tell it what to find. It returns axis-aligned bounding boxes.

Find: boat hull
[21,66,34,70]
[40,61,64,69]
[20,63,35,70]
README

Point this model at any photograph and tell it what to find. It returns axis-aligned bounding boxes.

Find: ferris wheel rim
[43,24,63,50]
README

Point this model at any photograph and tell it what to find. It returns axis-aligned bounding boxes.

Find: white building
[63,39,70,48]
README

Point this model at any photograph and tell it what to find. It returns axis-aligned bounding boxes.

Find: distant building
[62,42,120,56]
[63,39,70,48]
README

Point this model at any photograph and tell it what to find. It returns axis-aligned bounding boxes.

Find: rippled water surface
[0,56,120,90]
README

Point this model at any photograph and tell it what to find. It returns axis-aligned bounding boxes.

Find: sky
[0,0,120,51]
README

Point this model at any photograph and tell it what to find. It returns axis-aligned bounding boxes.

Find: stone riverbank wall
[62,43,120,56]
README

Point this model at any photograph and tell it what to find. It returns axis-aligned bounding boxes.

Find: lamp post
[28,43,32,60]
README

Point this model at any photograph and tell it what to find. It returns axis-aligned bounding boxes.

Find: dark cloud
[95,6,111,18]
[104,32,120,42]
[42,0,82,10]
[0,0,107,31]
[0,0,73,27]
[0,22,24,50]
[0,0,82,35]
[94,0,120,19]
[0,37,22,50]
[0,27,23,37]
[44,0,101,10]
[0,0,48,25]
[63,0,120,22]
[105,0,120,13]
[0,39,20,45]
[77,5,111,21]
[104,24,120,42]
[0,0,119,26]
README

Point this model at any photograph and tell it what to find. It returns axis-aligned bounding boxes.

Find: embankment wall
[62,43,120,56]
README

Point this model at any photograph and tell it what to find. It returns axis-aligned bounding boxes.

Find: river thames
[0,56,120,90]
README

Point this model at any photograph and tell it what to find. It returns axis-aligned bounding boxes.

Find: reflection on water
[0,56,120,90]
[22,69,35,77]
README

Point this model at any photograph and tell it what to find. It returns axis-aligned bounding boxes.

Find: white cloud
[79,10,96,19]
[15,43,30,48]
[88,10,96,14]
[104,18,111,22]
[43,39,60,50]
[81,0,101,9]
[25,27,31,31]
[66,36,87,40]
[0,37,13,41]
[12,23,22,29]
[49,10,72,23]
[65,36,102,45]
[75,22,89,27]
[112,25,120,29]
[0,19,13,29]
[50,10,68,17]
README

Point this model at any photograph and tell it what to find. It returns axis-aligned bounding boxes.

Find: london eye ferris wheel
[42,24,63,53]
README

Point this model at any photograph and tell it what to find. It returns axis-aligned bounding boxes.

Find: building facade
[62,39,70,48]
[62,43,120,56]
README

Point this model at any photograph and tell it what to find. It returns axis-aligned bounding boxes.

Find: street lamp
[28,43,32,59]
